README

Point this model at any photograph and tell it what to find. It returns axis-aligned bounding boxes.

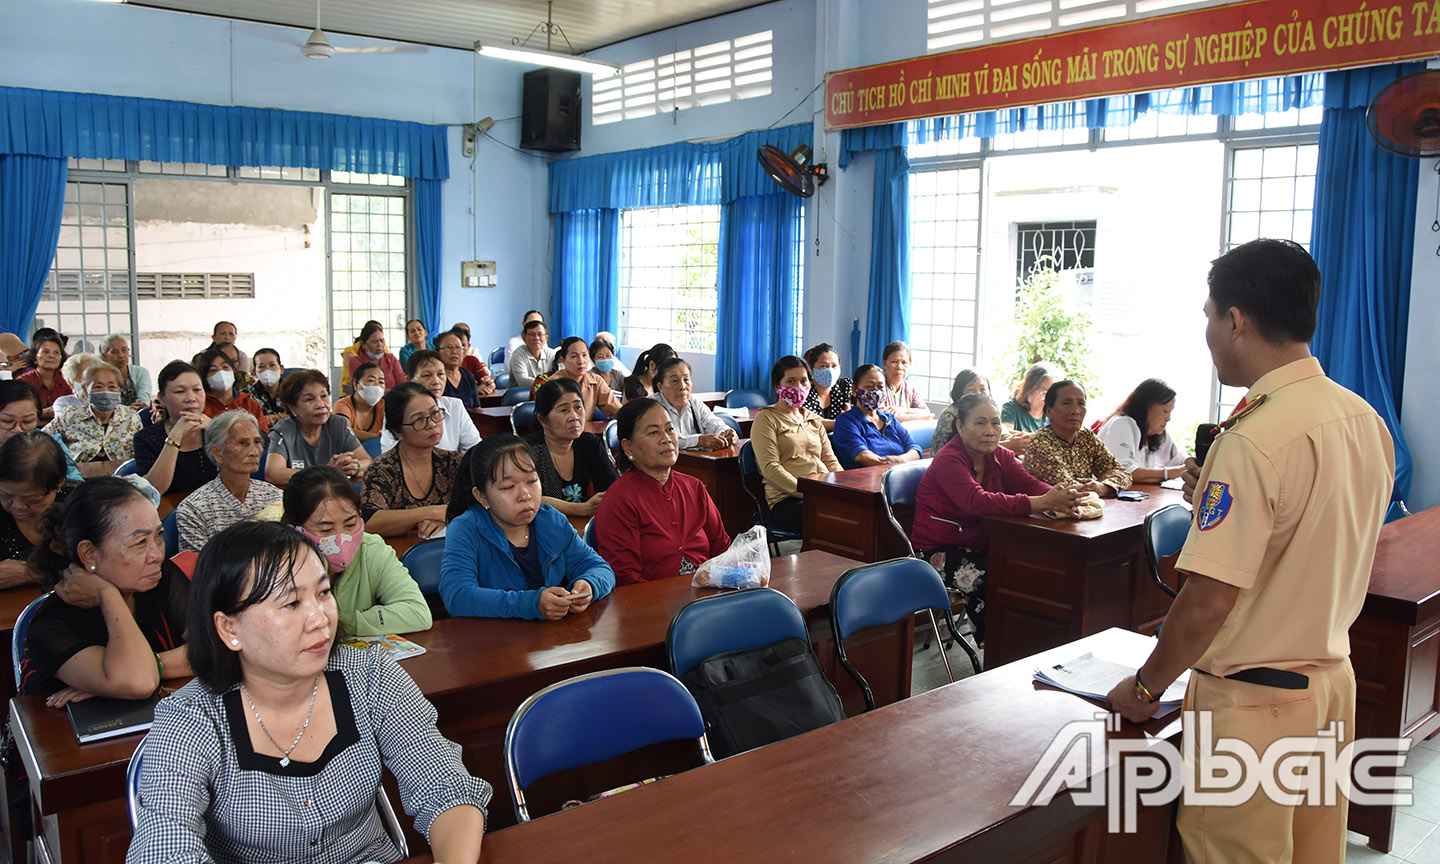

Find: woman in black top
[622,343,676,403]
[0,432,67,589]
[524,378,617,519]
[19,477,189,704]
[134,360,218,497]
[802,342,854,431]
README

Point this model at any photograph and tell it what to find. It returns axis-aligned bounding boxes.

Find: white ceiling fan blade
[333,44,429,55]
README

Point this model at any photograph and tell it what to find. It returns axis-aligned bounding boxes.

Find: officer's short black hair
[1207,238,1321,345]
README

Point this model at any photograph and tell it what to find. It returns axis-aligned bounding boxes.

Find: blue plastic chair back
[113,459,138,477]
[604,419,619,450]
[489,346,506,366]
[1143,503,1191,599]
[502,387,531,406]
[902,419,936,451]
[400,538,446,596]
[494,370,511,390]
[162,510,179,559]
[511,402,537,436]
[126,735,148,829]
[832,558,950,641]
[723,389,770,410]
[361,437,382,459]
[12,592,50,689]
[880,460,930,558]
[716,413,742,436]
[583,517,598,550]
[666,587,808,678]
[738,439,758,475]
[504,667,711,821]
[251,450,267,481]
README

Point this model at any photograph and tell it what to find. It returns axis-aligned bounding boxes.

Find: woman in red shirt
[197,345,269,434]
[594,398,730,586]
[18,334,71,422]
[344,321,407,391]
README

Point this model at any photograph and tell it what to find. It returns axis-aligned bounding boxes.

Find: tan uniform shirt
[749,406,841,507]
[549,370,620,420]
[1177,357,1394,678]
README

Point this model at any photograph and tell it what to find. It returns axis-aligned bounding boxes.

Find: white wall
[1400,154,1439,511]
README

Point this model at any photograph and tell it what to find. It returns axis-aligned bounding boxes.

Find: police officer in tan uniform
[1107,239,1394,864]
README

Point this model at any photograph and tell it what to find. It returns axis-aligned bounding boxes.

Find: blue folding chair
[400,538,445,596]
[1144,503,1191,600]
[723,389,770,410]
[582,517,599,551]
[504,667,713,822]
[831,558,979,710]
[715,413,742,437]
[162,510,179,559]
[880,460,931,559]
[251,449,268,481]
[494,370,511,390]
[902,419,936,452]
[511,401,537,436]
[666,587,809,679]
[113,459,138,477]
[12,592,50,689]
[604,419,619,450]
[737,441,798,555]
[361,437,383,459]
[489,346,506,367]
[502,387,531,406]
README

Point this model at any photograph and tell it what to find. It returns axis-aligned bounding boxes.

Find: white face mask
[357,385,384,406]
[256,369,281,388]
[207,369,235,393]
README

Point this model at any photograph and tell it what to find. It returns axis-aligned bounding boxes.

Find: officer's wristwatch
[1133,670,1159,705]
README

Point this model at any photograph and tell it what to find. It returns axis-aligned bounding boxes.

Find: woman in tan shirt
[544,337,620,422]
[748,355,841,534]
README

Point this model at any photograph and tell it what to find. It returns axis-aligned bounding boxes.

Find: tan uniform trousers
[1177,660,1355,864]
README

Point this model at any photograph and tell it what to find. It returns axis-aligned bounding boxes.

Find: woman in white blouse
[1095,378,1188,484]
[649,357,737,451]
[377,350,480,456]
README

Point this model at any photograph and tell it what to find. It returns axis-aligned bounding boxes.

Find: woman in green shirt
[1000,362,1060,454]
[281,466,432,638]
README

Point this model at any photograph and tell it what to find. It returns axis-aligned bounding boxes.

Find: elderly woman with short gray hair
[173,411,283,553]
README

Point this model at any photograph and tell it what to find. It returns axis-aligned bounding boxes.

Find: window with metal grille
[926,0,1228,54]
[37,180,134,355]
[1014,221,1097,284]
[237,165,323,182]
[592,30,772,126]
[908,166,983,403]
[330,192,409,357]
[618,206,722,353]
[134,272,256,299]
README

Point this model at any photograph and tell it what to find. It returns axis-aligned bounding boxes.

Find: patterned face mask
[777,384,810,408]
[856,388,885,411]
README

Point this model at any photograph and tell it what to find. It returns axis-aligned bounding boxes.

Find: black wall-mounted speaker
[520,68,582,152]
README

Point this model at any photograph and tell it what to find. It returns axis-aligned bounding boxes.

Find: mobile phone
[1117,490,1149,502]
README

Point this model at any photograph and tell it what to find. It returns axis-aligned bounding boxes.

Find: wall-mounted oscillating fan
[1366,69,1440,158]
[758,144,829,198]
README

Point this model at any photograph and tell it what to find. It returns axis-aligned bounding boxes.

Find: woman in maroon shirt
[594,399,730,586]
[18,334,71,422]
[912,393,1081,644]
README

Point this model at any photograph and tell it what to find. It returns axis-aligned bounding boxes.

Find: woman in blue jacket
[440,434,614,620]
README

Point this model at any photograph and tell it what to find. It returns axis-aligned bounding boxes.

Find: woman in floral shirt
[44,362,141,463]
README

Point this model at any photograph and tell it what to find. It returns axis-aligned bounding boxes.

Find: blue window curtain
[839,123,911,364]
[0,155,67,335]
[0,86,449,339]
[550,208,620,344]
[547,124,809,388]
[1311,63,1421,507]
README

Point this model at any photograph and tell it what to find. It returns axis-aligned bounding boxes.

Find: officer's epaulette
[1219,393,1268,431]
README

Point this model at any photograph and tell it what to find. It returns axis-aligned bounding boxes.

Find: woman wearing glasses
[360,384,461,540]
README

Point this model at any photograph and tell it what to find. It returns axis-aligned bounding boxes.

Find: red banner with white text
[824,0,1440,130]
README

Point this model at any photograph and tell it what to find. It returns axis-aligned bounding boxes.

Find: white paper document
[1035,652,1190,718]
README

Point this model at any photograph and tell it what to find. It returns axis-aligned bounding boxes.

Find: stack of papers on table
[1035,652,1189,718]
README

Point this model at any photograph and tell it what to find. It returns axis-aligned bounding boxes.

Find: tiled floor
[906,641,1440,861]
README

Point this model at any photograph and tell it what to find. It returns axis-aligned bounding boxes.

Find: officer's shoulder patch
[1196,481,1232,531]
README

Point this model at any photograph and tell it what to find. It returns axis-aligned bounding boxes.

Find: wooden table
[468,406,513,436]
[798,464,913,562]
[477,393,503,409]
[11,550,908,862]
[1347,504,1440,852]
[980,485,1184,668]
[673,444,753,538]
[694,391,728,409]
[402,627,1184,864]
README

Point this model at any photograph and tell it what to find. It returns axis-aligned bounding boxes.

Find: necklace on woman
[241,673,320,767]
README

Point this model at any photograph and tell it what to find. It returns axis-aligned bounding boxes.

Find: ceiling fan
[301,0,425,59]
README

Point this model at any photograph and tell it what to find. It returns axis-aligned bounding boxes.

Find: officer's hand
[1106,675,1162,724]
[1180,457,1201,505]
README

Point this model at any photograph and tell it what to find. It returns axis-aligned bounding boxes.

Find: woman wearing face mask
[243,348,288,426]
[333,362,386,443]
[541,337,620,421]
[198,344,269,435]
[440,435,614,620]
[649,357,736,451]
[749,355,841,534]
[282,466,431,637]
[134,361,218,497]
[0,432,68,589]
[832,364,923,470]
[589,337,626,393]
[45,361,142,464]
[361,383,460,540]
[345,322,406,392]
[376,351,479,456]
[801,343,853,432]
[398,318,430,371]
[174,412,282,554]
[525,378,617,520]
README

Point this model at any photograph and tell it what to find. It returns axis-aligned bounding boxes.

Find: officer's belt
[1194,666,1310,690]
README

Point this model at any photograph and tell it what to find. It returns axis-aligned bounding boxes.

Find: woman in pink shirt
[344,321,406,391]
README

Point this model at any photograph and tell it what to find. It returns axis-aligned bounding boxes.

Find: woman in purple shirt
[911,393,1082,644]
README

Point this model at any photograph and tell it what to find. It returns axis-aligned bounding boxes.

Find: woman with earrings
[18,477,190,704]
[801,343,853,432]
[748,355,841,534]
[127,520,487,864]
[333,362,387,443]
[440,435,614,620]
[198,343,269,434]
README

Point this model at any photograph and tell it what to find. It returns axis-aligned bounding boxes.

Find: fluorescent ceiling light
[474,42,620,78]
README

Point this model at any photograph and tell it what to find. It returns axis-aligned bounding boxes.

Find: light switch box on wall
[461,260,496,288]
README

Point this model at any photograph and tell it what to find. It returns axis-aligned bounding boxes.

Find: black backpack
[679,636,847,759]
